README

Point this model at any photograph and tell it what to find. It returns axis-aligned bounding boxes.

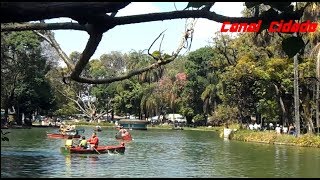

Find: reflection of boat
[60,144,125,154]
[65,155,71,176]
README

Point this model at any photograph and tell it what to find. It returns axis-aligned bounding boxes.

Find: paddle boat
[47,128,84,139]
[115,126,133,141]
[47,133,81,139]
[94,125,102,132]
[60,143,125,154]
[115,133,132,141]
[172,122,184,130]
[172,126,184,130]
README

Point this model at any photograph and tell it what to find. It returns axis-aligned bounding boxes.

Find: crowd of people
[246,122,296,135]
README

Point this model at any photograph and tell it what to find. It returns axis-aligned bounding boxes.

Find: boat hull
[60,145,125,154]
[47,133,81,139]
[172,127,184,130]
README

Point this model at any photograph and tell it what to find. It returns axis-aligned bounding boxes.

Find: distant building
[119,119,148,130]
[165,114,186,123]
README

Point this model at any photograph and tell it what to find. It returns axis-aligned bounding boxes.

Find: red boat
[60,144,125,154]
[115,133,132,141]
[118,134,132,141]
[115,127,133,141]
[47,133,81,139]
[47,128,84,139]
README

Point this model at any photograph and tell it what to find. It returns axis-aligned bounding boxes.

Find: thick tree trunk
[301,104,315,134]
[316,81,320,134]
[273,83,289,127]
[16,103,21,125]
[4,99,9,124]
[316,47,320,134]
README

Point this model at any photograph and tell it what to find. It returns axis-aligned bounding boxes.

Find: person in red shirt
[87,132,99,149]
[115,126,132,140]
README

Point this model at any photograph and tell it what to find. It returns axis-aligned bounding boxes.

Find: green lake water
[1,127,319,178]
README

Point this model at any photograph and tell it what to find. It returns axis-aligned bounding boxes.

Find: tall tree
[1,31,55,124]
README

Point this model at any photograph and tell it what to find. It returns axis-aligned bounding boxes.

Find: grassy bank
[229,129,320,148]
[148,123,319,148]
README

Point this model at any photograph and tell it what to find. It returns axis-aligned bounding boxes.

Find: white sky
[48,2,245,60]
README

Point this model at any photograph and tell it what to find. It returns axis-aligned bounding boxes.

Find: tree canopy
[1,2,316,84]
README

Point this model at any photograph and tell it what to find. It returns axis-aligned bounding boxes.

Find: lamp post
[106,96,110,122]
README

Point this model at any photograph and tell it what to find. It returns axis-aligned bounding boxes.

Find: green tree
[1,31,55,124]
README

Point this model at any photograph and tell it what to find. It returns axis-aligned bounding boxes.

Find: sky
[48,2,245,60]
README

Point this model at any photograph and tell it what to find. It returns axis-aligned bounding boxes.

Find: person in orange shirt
[87,132,99,149]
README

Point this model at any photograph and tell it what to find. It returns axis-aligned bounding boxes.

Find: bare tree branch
[1,2,131,23]
[65,18,196,84]
[56,87,107,122]
[2,22,86,31]
[34,30,75,71]
[56,89,87,114]
[113,9,303,26]
[148,29,167,60]
[70,32,103,79]
[159,33,165,53]
[1,8,304,32]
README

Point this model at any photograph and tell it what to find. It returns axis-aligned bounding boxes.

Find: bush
[192,114,207,126]
[208,105,239,126]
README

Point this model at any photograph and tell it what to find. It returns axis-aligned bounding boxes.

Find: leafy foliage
[1,31,55,122]
[208,105,239,126]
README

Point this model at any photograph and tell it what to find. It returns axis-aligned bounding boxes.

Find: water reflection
[61,154,101,177]
[64,155,71,176]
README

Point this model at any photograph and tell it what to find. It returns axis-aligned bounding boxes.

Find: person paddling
[78,136,88,149]
[87,132,99,149]
[115,126,131,140]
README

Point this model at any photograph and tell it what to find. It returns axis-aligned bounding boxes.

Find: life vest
[88,136,99,148]
[65,139,73,147]
[79,140,87,147]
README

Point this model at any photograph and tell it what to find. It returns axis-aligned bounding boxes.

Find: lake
[1,127,319,178]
